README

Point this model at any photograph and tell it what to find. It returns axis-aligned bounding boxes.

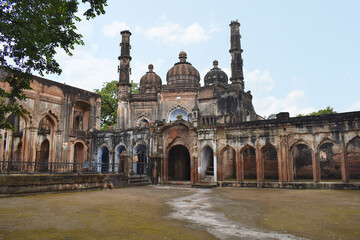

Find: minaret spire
[117,30,132,129]
[118,30,132,86]
[229,20,244,89]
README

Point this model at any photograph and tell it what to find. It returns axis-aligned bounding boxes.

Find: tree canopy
[94,80,117,130]
[0,0,107,130]
[94,80,140,130]
[297,106,337,117]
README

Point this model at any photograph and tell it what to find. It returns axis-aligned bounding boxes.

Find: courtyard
[0,186,359,240]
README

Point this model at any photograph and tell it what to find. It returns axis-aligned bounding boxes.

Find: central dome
[166,51,200,88]
[139,64,162,93]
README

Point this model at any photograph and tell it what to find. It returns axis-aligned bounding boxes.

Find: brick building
[92,21,360,187]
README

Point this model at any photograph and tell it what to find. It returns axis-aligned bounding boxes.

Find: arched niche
[73,100,91,131]
[319,141,342,181]
[98,145,109,173]
[169,107,188,122]
[73,142,86,172]
[134,144,147,175]
[262,145,279,181]
[115,145,127,173]
[37,139,49,172]
[346,137,360,180]
[168,145,190,181]
[241,146,257,180]
[200,145,214,180]
[221,146,236,181]
[291,143,313,181]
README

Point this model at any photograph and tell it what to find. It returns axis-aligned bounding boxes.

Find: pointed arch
[262,144,279,181]
[318,140,342,181]
[240,144,257,180]
[346,136,360,180]
[200,145,214,180]
[220,145,236,180]
[291,142,313,181]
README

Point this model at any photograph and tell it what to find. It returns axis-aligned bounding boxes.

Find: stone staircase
[129,175,151,186]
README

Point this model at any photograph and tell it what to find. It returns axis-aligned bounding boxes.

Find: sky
[43,0,360,118]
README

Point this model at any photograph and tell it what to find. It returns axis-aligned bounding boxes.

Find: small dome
[139,64,162,93]
[204,60,228,86]
[166,51,200,88]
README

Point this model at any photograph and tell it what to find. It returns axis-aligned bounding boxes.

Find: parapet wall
[0,174,129,195]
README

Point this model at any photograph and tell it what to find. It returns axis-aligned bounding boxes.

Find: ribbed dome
[166,51,200,88]
[139,64,162,93]
[204,60,228,86]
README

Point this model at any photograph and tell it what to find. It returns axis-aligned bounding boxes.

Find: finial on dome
[213,60,218,69]
[179,51,187,63]
[148,64,154,72]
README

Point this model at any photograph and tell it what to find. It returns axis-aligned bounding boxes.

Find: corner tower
[229,20,244,90]
[117,30,132,129]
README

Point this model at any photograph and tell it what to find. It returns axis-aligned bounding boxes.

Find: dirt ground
[0,186,359,240]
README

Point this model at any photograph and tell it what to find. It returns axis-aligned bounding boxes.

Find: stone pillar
[236,149,241,187]
[256,146,263,187]
[341,149,349,183]
[313,149,320,183]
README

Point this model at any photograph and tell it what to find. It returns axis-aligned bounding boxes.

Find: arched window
[169,108,188,122]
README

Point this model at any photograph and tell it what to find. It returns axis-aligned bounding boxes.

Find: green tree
[0,0,107,130]
[130,80,139,94]
[94,81,117,130]
[94,80,140,130]
[297,106,337,117]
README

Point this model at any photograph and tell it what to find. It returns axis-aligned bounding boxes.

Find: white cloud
[136,22,211,46]
[242,69,314,117]
[253,90,315,118]
[131,59,165,83]
[245,69,275,93]
[102,21,129,38]
[345,100,360,112]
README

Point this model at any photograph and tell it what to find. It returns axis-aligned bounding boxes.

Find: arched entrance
[134,144,147,175]
[221,147,236,180]
[291,144,313,181]
[98,146,109,173]
[319,142,341,181]
[241,146,257,180]
[168,145,190,181]
[262,145,279,181]
[200,146,214,180]
[115,145,126,173]
[346,137,360,180]
[74,142,85,172]
[37,139,49,172]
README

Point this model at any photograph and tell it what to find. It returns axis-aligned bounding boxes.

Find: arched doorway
[74,142,85,172]
[346,137,360,181]
[98,146,109,173]
[168,145,190,181]
[200,146,214,180]
[115,145,126,173]
[291,144,313,181]
[241,146,256,180]
[37,139,49,172]
[319,142,341,181]
[262,145,279,181]
[134,144,147,175]
[221,147,236,180]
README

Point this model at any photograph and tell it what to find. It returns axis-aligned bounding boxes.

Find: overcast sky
[43,0,360,118]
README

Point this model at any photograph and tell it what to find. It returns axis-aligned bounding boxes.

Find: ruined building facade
[1,21,359,188]
[92,21,360,186]
[0,75,101,172]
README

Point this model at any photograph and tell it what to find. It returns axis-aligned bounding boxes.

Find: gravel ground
[0,186,359,240]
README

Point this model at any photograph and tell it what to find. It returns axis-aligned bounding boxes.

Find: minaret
[117,30,132,129]
[229,20,244,90]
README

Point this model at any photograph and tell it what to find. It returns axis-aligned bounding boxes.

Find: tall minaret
[117,30,132,129]
[229,20,244,90]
